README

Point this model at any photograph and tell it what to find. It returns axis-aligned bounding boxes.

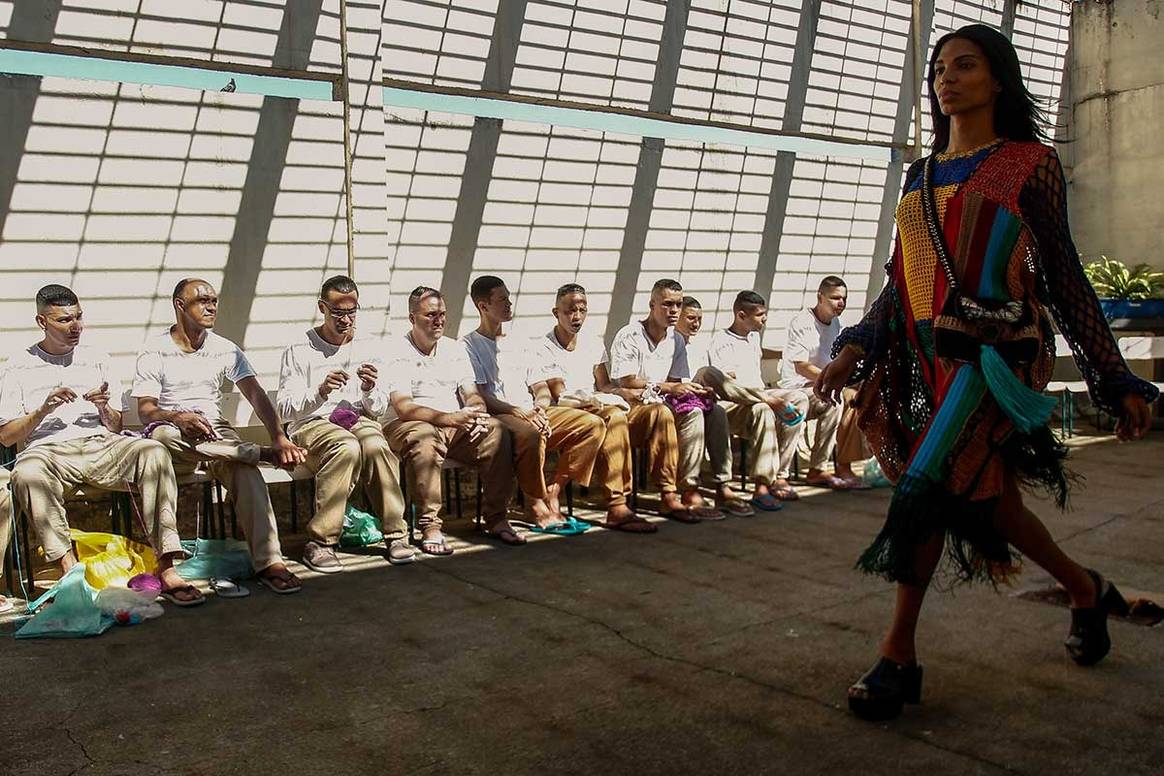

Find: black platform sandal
[1065,569,1130,667]
[847,656,924,722]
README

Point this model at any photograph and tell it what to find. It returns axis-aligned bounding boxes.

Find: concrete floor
[2,434,1162,776]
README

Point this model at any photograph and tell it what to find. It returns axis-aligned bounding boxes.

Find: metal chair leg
[453,468,463,519]
[475,472,483,527]
[738,439,748,490]
[214,481,228,540]
[565,481,574,517]
[290,480,298,535]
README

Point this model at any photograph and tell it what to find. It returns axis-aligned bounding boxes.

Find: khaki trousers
[696,366,798,485]
[780,391,843,476]
[499,407,603,501]
[590,406,633,508]
[625,403,678,493]
[11,433,181,564]
[292,417,407,545]
[673,403,732,490]
[835,387,869,466]
[1,467,14,577]
[385,417,512,531]
[150,421,283,572]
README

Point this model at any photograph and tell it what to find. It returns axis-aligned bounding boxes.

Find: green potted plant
[1082,256,1164,322]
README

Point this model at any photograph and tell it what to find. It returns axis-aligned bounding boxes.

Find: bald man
[133,278,308,594]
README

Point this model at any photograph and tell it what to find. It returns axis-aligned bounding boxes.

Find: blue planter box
[1098,299,1164,320]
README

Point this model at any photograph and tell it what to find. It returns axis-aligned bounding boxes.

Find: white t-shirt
[132,330,255,421]
[0,344,119,450]
[609,322,688,383]
[386,334,475,415]
[708,328,764,389]
[780,308,841,390]
[682,334,711,377]
[277,329,389,433]
[461,330,548,412]
[539,329,608,394]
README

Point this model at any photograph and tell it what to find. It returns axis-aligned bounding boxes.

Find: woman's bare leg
[992,475,1097,607]
[878,533,944,665]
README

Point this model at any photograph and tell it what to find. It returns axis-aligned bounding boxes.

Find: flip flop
[528,520,588,536]
[689,505,726,521]
[420,534,456,556]
[565,516,593,533]
[837,476,873,491]
[720,498,755,517]
[806,475,849,490]
[209,577,250,599]
[771,485,800,501]
[749,493,785,512]
[659,506,700,524]
[602,516,658,533]
[160,584,207,608]
[256,569,302,595]
[481,525,526,546]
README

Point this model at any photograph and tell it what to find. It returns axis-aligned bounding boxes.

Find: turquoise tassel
[979,344,1057,433]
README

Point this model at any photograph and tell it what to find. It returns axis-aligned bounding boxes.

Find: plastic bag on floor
[95,587,164,625]
[176,538,253,581]
[861,459,893,489]
[71,530,158,591]
[340,505,383,548]
[15,564,114,639]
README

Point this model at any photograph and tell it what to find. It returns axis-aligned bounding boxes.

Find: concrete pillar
[1066,0,1164,265]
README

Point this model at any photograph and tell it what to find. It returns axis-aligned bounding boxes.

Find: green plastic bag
[16,564,115,639]
[176,538,253,581]
[861,459,893,489]
[339,505,383,548]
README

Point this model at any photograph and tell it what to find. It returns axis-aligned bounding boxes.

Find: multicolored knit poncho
[834,139,1159,585]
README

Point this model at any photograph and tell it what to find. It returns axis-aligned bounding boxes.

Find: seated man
[134,278,308,594]
[674,296,754,516]
[540,283,655,533]
[706,290,805,506]
[0,285,199,606]
[608,278,722,522]
[778,275,866,488]
[383,287,516,554]
[462,276,603,535]
[0,464,10,612]
[277,275,414,573]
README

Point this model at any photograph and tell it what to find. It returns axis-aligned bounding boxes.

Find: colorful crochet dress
[834,139,1159,584]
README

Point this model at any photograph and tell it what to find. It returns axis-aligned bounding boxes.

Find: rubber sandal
[256,570,302,595]
[420,534,455,556]
[602,516,658,533]
[659,506,700,524]
[528,520,588,536]
[749,493,785,512]
[565,516,593,532]
[720,498,755,517]
[806,475,848,490]
[836,476,873,491]
[209,577,250,599]
[689,505,726,521]
[771,485,800,501]
[160,584,207,608]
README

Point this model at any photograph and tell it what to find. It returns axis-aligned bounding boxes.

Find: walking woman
[816,24,1157,721]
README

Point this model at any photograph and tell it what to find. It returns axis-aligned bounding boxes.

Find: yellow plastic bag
[70,530,157,590]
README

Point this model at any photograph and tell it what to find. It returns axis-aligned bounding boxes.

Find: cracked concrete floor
[2,434,1162,776]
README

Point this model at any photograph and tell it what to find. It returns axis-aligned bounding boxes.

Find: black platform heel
[1065,569,1131,667]
[847,657,924,721]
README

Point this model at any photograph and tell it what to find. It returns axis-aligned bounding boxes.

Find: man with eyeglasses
[277,275,413,573]
[133,278,308,594]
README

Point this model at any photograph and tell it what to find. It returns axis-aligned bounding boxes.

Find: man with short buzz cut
[383,286,516,554]
[673,295,754,517]
[277,275,414,573]
[134,277,308,594]
[705,290,806,507]
[540,282,654,532]
[779,275,867,489]
[1,285,199,606]
[464,275,603,535]
[608,278,722,522]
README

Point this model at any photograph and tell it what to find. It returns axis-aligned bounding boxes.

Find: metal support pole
[338,0,356,279]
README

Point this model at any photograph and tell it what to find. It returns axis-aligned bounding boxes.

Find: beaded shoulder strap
[920,152,961,294]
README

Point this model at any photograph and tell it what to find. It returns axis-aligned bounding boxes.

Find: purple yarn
[128,573,162,595]
[329,406,361,430]
[665,392,714,415]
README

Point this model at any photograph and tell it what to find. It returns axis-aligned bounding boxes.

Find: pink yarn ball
[128,573,162,595]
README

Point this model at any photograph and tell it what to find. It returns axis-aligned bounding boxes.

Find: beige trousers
[590,406,633,508]
[1,467,14,578]
[499,407,604,501]
[625,403,678,493]
[384,417,512,531]
[11,433,181,564]
[780,390,843,476]
[673,403,732,490]
[835,387,869,466]
[150,421,283,572]
[696,366,799,485]
[292,417,407,545]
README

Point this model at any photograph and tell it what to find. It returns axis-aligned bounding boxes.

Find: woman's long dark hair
[927,24,1047,153]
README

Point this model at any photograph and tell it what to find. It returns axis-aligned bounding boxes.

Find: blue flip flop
[528,520,588,536]
[750,493,785,512]
[565,516,592,533]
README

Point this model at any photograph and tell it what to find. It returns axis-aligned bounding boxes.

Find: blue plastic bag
[176,538,253,581]
[15,564,115,639]
[861,459,893,489]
